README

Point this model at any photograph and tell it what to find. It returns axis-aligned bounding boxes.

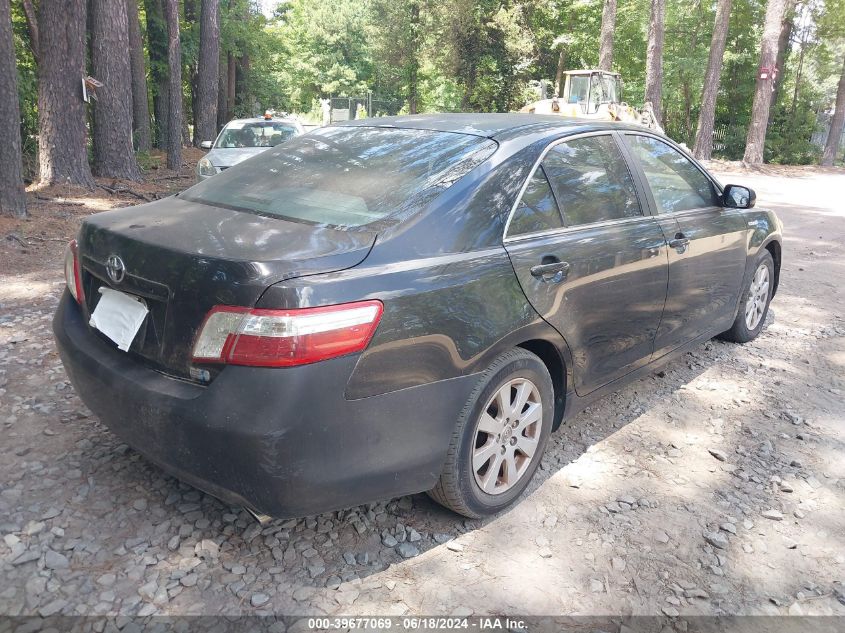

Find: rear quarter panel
[259,248,573,399]
[256,143,575,399]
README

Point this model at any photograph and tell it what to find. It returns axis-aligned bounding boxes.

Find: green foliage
[662,1,714,144]
[10,0,39,180]
[232,0,845,162]
[766,102,822,163]
[270,0,373,110]
[8,0,844,167]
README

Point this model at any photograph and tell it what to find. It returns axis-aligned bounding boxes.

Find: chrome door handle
[668,233,690,251]
[530,261,570,282]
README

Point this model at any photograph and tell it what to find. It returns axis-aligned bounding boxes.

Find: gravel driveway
[1,167,844,622]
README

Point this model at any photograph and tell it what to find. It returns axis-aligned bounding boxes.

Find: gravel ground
[1,167,844,620]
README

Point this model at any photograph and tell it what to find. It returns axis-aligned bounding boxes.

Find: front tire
[428,348,554,518]
[719,250,774,343]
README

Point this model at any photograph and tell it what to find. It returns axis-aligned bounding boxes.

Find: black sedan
[54,114,782,519]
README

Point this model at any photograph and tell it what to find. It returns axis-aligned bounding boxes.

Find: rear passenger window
[541,135,641,227]
[507,167,563,237]
[626,135,718,213]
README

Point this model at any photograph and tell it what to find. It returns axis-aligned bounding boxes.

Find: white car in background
[197,116,304,181]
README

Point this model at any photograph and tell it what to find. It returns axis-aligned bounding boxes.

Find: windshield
[184,126,497,228]
[215,121,299,148]
[567,75,590,105]
[600,75,621,102]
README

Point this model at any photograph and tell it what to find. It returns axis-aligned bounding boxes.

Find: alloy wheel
[744,264,770,330]
[472,378,542,495]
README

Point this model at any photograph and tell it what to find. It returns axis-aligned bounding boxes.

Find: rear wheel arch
[516,339,566,431]
[428,346,555,517]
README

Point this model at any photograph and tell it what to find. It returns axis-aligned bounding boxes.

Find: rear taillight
[63,240,85,304]
[192,300,383,367]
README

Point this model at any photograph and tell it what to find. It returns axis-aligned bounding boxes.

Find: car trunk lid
[77,195,375,379]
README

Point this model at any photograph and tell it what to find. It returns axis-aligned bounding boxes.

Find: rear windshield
[184,126,497,228]
[215,121,299,148]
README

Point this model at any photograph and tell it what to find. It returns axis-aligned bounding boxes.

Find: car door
[621,133,748,357]
[504,132,669,396]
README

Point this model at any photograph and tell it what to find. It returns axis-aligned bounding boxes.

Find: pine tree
[821,56,845,166]
[598,0,617,71]
[37,0,95,188]
[0,0,26,217]
[693,0,733,160]
[644,0,665,125]
[164,0,182,170]
[128,0,152,152]
[145,0,169,149]
[743,0,789,164]
[195,0,220,144]
[91,0,141,179]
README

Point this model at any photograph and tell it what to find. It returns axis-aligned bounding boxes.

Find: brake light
[63,240,85,304]
[192,300,383,367]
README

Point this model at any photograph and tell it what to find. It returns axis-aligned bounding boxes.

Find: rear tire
[428,348,554,518]
[719,250,774,343]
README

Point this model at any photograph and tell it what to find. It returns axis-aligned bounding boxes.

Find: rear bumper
[53,292,476,518]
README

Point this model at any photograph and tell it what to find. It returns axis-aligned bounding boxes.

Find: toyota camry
[54,114,782,519]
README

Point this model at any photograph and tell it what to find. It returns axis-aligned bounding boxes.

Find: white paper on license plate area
[89,287,149,352]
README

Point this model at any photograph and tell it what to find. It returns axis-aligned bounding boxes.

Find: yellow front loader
[521,70,663,134]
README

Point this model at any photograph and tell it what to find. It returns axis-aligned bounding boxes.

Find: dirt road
[1,165,843,622]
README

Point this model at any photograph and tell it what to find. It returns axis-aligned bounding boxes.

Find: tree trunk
[37,0,95,188]
[0,0,26,217]
[790,23,809,116]
[682,77,692,139]
[769,0,796,125]
[692,0,732,160]
[145,0,168,149]
[407,0,420,115]
[190,71,199,145]
[182,94,191,146]
[127,0,151,152]
[227,52,236,121]
[821,56,845,167]
[644,0,665,125]
[164,0,181,170]
[554,47,566,97]
[598,0,617,71]
[21,0,39,65]
[185,0,198,146]
[154,82,170,149]
[90,0,141,180]
[217,52,228,129]
[195,0,219,145]
[743,0,788,164]
[235,53,251,115]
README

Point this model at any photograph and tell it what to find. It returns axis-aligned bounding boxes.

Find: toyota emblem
[106,254,126,283]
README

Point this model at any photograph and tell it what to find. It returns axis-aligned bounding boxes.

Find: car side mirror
[723,184,756,209]
[200,141,213,149]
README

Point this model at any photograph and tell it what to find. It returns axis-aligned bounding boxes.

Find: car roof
[223,117,301,126]
[334,113,649,140]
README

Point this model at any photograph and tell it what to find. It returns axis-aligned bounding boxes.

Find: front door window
[625,135,718,214]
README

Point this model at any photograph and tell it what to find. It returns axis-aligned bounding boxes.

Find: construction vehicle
[520,69,663,134]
